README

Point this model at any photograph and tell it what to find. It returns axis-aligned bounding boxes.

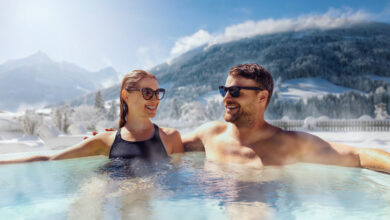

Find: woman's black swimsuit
[109,124,168,161]
[101,124,169,178]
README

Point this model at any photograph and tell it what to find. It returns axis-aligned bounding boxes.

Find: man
[183,63,390,173]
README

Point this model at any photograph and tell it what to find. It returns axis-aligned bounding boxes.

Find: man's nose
[223,90,233,101]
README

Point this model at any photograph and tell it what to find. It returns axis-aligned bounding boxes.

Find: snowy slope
[365,75,390,84]
[196,77,364,103]
[278,77,364,101]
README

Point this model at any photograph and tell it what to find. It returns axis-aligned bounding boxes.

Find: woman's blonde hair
[119,70,157,128]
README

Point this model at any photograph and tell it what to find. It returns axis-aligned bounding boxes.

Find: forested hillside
[68,22,390,120]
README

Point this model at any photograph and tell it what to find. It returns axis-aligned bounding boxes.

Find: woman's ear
[121,90,128,102]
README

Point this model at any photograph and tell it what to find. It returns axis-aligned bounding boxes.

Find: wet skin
[0,77,183,165]
[183,76,390,173]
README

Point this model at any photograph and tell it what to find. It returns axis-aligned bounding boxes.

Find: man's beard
[224,103,255,127]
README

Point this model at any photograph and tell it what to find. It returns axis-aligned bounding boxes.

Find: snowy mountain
[0,52,121,111]
[61,22,390,119]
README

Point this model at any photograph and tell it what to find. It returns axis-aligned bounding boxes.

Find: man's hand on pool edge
[354,147,390,174]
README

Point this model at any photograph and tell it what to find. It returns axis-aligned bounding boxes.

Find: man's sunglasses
[219,86,264,98]
[126,88,166,100]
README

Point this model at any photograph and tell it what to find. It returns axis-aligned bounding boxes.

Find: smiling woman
[0,70,184,165]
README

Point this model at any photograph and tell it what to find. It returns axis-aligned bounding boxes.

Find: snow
[365,75,390,84]
[311,131,390,152]
[35,108,52,115]
[198,91,222,104]
[0,112,23,133]
[0,130,388,157]
[278,77,364,101]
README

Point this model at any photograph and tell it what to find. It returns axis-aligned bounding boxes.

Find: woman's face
[124,78,160,118]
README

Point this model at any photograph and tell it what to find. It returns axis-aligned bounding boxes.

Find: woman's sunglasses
[126,88,166,100]
[219,86,264,98]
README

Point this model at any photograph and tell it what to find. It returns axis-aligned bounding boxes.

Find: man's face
[223,76,261,126]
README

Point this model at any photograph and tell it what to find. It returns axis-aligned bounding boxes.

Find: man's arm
[331,142,390,173]
[296,132,390,174]
[182,122,217,152]
[182,129,205,152]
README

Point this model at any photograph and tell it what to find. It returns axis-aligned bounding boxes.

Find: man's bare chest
[203,134,296,166]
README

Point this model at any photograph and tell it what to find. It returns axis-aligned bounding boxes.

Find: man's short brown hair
[229,63,273,106]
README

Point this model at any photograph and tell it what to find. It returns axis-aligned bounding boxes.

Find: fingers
[83,128,114,140]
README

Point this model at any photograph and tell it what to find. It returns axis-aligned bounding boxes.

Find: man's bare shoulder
[182,121,227,152]
[273,128,313,140]
[270,128,314,147]
[195,121,228,136]
[273,129,332,153]
[197,121,228,133]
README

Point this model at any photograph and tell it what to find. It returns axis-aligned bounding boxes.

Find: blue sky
[1,0,390,73]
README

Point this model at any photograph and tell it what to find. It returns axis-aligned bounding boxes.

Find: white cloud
[170,8,371,56]
[136,45,166,70]
[170,29,212,56]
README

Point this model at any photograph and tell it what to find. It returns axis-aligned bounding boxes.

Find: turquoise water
[1,152,390,219]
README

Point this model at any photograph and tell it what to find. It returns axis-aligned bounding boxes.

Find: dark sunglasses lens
[229,87,240,97]
[142,88,154,100]
[219,86,227,97]
[157,89,165,100]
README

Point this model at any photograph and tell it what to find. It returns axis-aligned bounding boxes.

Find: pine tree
[107,100,117,121]
[62,112,70,133]
[94,90,105,112]
[375,103,389,119]
[22,109,41,135]
[170,98,181,119]
[53,108,62,131]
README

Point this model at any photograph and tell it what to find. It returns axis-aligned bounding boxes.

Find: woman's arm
[0,132,114,165]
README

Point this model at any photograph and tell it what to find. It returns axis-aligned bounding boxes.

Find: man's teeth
[146,105,156,110]
[227,105,239,109]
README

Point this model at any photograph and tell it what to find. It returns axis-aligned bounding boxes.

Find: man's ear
[258,91,268,103]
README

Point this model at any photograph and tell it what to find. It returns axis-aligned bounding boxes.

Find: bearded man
[183,63,390,173]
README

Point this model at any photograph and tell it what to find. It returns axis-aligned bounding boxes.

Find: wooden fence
[268,119,390,132]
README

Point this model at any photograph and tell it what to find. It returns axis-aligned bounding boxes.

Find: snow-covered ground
[311,131,390,152]
[278,77,364,101]
[365,75,390,84]
[0,129,389,159]
[1,104,389,160]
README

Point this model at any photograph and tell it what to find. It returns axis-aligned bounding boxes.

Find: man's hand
[83,128,115,140]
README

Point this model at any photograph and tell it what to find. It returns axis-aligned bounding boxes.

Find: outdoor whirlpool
[1,152,390,219]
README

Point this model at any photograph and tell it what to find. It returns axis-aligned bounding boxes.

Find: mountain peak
[25,51,52,63]
[98,66,117,73]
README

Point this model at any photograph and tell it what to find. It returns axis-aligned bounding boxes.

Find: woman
[0,70,183,164]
